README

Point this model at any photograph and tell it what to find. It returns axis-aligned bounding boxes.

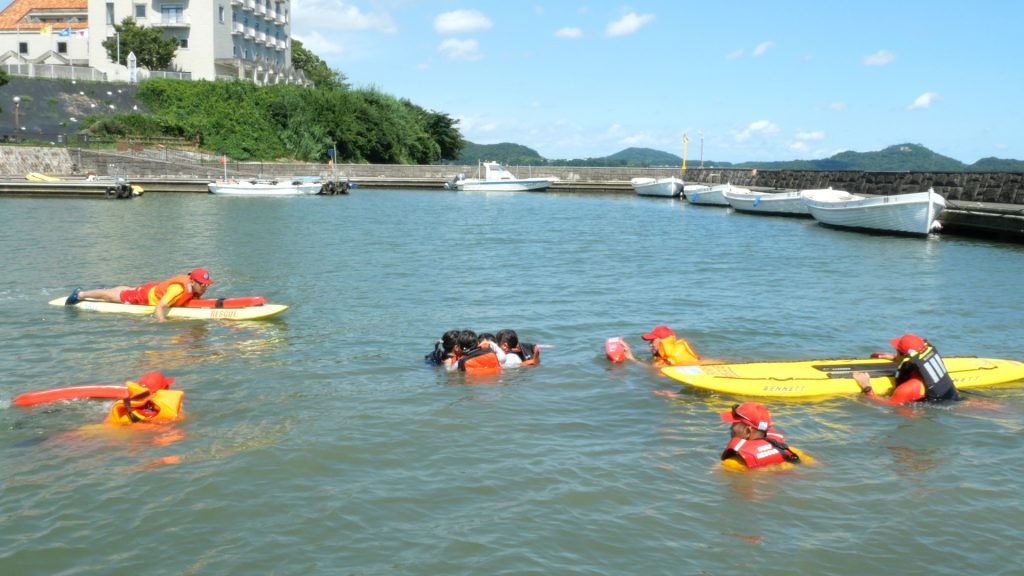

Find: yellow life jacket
[656,335,701,365]
[105,389,184,426]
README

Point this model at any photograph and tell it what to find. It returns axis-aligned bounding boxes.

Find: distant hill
[604,147,681,167]
[455,142,1024,172]
[456,142,544,165]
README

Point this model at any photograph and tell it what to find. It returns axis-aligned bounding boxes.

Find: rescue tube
[184,296,267,309]
[721,448,813,471]
[14,385,127,407]
[605,337,626,363]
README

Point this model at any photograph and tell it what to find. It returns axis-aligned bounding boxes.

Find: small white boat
[445,161,556,192]
[209,177,325,196]
[631,177,683,197]
[724,188,810,216]
[685,183,733,206]
[802,188,945,236]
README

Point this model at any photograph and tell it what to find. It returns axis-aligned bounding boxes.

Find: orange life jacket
[458,347,502,375]
[105,389,184,425]
[656,336,701,365]
[721,433,801,469]
[147,275,195,306]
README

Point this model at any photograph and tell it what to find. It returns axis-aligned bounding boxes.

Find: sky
[290,1,1024,163]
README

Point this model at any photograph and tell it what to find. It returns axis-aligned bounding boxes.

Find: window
[135,4,146,18]
[219,6,225,24]
[161,5,184,25]
[57,42,67,54]
[106,2,114,25]
[179,38,188,48]
[19,42,27,54]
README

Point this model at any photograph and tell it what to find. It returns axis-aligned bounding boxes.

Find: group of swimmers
[619,326,960,470]
[425,328,539,374]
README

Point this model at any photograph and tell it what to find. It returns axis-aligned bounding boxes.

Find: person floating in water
[105,371,184,425]
[853,334,960,405]
[623,325,716,366]
[719,402,802,470]
[66,268,214,322]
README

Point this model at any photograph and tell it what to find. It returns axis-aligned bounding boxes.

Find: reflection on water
[138,320,289,371]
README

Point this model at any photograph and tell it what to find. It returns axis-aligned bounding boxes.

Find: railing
[155,16,191,28]
[2,63,106,81]
[146,70,193,81]
[232,22,244,34]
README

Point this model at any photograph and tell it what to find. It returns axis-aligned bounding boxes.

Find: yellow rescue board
[663,357,1024,398]
[49,297,288,320]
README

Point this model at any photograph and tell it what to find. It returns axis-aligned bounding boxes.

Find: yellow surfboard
[663,357,1024,398]
[50,297,288,320]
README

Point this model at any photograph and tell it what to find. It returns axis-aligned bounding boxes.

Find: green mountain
[604,147,682,167]
[458,141,1023,172]
[456,142,544,165]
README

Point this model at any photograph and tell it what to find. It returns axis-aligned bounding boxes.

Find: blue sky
[292,1,1024,163]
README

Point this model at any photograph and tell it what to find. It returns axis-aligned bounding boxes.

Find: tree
[291,39,349,90]
[101,18,178,70]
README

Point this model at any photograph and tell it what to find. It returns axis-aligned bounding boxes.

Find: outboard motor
[444,172,465,190]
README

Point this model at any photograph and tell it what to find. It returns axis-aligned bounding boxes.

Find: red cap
[889,334,926,355]
[189,268,214,285]
[641,325,675,341]
[138,371,174,391]
[720,402,772,432]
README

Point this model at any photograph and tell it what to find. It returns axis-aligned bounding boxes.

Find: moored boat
[631,177,683,197]
[208,177,327,196]
[445,161,556,192]
[802,188,945,236]
[724,188,811,216]
[685,183,734,206]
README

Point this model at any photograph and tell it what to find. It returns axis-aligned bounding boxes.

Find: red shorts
[119,282,157,305]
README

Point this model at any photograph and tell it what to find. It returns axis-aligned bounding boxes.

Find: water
[2,190,1023,575]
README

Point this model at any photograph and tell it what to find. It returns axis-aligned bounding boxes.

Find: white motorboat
[445,161,556,192]
[208,177,325,196]
[724,188,810,216]
[631,177,683,197]
[685,183,734,206]
[802,188,946,236]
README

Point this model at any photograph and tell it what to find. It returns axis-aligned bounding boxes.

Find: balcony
[245,0,256,11]
[232,22,244,35]
[244,26,255,39]
[154,15,190,29]
[231,0,242,5]
[255,4,266,17]
[256,31,267,44]
[275,38,286,51]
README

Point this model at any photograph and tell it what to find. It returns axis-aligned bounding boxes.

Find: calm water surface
[2,190,1023,575]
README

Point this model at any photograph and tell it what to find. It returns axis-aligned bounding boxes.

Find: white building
[0,0,303,84]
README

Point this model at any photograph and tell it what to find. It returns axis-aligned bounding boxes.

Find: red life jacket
[149,275,196,307]
[458,347,501,375]
[721,433,800,469]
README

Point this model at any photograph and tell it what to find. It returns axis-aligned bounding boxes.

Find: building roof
[0,0,88,32]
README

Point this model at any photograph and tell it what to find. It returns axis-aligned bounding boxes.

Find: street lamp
[12,96,20,143]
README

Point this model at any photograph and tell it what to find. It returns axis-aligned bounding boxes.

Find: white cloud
[790,142,808,153]
[908,92,939,110]
[863,50,895,66]
[292,1,396,34]
[795,130,825,141]
[556,27,583,39]
[752,41,775,57]
[458,114,499,134]
[434,9,493,35]
[829,102,848,112]
[438,38,483,61]
[605,12,655,37]
[726,48,744,60]
[734,120,779,142]
[292,30,344,56]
